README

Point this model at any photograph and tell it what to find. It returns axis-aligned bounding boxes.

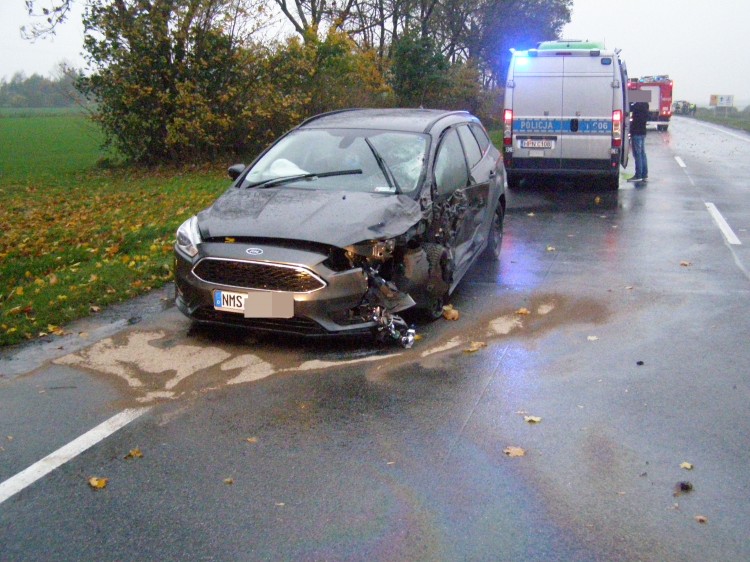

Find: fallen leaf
[78,332,89,339]
[90,305,101,313]
[464,341,487,353]
[224,478,234,485]
[503,446,526,457]
[124,448,143,459]
[546,246,556,252]
[527,212,535,217]
[7,436,13,441]
[587,335,599,341]
[625,286,634,290]
[88,476,109,489]
[414,334,423,341]
[680,462,694,470]
[245,437,258,444]
[694,515,708,524]
[442,304,460,321]
[594,196,602,205]
[275,502,285,506]
[515,307,531,315]
[680,261,692,267]
[524,415,542,424]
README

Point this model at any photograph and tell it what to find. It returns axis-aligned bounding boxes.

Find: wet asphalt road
[1,116,750,561]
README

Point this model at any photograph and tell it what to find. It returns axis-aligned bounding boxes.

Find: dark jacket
[630,102,649,135]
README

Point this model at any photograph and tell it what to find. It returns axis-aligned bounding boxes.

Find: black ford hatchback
[174,108,506,346]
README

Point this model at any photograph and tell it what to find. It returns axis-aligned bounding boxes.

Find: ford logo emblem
[245,248,264,256]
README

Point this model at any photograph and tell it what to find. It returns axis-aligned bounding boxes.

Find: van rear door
[560,55,616,166]
[510,55,563,170]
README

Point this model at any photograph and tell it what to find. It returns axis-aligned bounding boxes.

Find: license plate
[520,139,554,149]
[213,290,294,318]
[214,290,247,313]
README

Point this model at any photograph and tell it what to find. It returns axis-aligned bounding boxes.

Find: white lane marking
[0,407,149,505]
[675,156,687,168]
[690,119,750,143]
[705,203,742,245]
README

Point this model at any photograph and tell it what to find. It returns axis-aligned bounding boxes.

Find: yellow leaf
[124,448,143,459]
[680,462,694,470]
[546,246,556,252]
[503,446,526,457]
[48,274,58,285]
[515,307,531,315]
[464,341,487,353]
[524,415,542,424]
[442,304,460,321]
[88,476,109,489]
[225,237,236,244]
[15,287,24,296]
[224,478,234,485]
[245,437,258,444]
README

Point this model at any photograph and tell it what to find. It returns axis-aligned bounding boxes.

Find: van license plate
[520,139,554,149]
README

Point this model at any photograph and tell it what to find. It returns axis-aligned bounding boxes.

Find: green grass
[691,108,750,134]
[1,112,228,346]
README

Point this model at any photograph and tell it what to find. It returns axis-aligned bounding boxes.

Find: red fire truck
[627,75,673,131]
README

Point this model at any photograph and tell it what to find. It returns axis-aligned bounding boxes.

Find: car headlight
[347,238,397,261]
[175,216,201,258]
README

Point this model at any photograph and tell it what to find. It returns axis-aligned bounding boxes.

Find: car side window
[469,123,491,154]
[457,124,482,168]
[434,128,469,196]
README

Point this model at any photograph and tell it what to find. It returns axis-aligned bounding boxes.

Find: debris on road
[680,462,694,470]
[503,446,526,457]
[680,260,692,267]
[524,415,542,424]
[464,341,487,353]
[674,481,693,496]
[695,515,708,524]
[515,307,531,315]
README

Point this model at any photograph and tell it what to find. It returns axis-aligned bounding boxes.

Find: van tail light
[503,109,513,146]
[612,109,622,148]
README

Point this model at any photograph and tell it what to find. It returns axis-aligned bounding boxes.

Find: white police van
[502,40,630,190]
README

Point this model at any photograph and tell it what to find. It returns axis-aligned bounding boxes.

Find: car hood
[197,188,423,247]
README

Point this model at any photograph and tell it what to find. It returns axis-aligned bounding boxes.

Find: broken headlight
[175,216,202,258]
[347,238,397,261]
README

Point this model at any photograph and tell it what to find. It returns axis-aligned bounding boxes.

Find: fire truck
[627,75,673,131]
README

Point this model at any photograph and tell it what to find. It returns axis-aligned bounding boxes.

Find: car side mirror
[228,164,246,180]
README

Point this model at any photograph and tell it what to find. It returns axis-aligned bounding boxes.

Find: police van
[502,40,630,190]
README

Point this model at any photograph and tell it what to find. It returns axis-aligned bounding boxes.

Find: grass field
[1,110,228,346]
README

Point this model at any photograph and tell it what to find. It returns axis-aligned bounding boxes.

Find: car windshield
[241,128,429,194]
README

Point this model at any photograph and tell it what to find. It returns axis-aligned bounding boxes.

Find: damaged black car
[174,108,506,347]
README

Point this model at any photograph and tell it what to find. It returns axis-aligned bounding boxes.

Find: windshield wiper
[364,138,401,194]
[245,168,362,189]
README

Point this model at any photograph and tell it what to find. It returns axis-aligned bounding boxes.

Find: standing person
[628,101,649,182]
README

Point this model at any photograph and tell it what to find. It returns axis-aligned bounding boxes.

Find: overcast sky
[1,0,748,107]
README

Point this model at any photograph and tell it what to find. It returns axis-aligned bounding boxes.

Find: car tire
[418,243,451,321]
[481,205,505,261]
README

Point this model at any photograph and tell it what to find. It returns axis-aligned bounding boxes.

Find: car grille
[193,258,325,292]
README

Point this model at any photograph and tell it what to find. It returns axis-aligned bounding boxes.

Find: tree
[77,0,267,163]
[390,29,447,107]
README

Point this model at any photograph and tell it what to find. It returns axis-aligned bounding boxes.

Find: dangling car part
[174,108,506,345]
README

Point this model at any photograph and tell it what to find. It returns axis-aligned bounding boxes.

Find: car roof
[297,108,479,135]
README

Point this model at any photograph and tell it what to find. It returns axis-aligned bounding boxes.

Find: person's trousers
[632,134,648,179]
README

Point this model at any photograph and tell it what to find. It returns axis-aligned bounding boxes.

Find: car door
[432,126,486,287]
